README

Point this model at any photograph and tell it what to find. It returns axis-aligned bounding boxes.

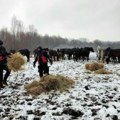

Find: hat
[0,40,3,45]
[37,46,43,51]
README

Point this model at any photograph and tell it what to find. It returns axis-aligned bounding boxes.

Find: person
[33,46,53,78]
[0,40,11,88]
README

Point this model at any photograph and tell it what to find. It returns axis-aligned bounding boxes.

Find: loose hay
[28,86,44,96]
[94,69,112,74]
[85,62,104,71]
[25,80,39,89]
[25,74,75,96]
[7,52,26,72]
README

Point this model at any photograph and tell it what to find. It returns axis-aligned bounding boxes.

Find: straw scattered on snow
[94,68,112,74]
[85,62,104,71]
[25,74,75,96]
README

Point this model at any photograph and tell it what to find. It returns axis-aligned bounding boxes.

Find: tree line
[0,16,120,52]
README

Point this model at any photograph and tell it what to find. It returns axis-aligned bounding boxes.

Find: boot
[3,81,8,86]
[0,82,4,88]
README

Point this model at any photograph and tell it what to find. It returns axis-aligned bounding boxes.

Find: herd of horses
[33,47,94,62]
[10,46,120,64]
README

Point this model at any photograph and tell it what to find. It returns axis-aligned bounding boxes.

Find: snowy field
[1,53,120,120]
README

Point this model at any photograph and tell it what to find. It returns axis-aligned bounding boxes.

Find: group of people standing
[0,40,53,89]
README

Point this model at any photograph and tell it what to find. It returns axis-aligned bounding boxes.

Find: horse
[19,49,30,62]
[80,47,94,61]
[96,46,107,63]
[49,49,60,61]
[105,48,120,63]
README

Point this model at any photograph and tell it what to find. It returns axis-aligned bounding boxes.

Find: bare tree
[11,16,25,50]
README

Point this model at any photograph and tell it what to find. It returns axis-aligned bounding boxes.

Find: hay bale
[94,69,112,74]
[85,62,104,71]
[25,74,75,96]
[7,52,26,72]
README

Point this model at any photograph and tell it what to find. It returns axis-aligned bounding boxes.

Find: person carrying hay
[33,46,53,78]
[0,40,11,88]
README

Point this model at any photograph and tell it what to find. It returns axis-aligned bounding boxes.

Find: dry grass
[85,62,104,71]
[27,86,44,96]
[94,69,112,74]
[7,52,26,72]
[25,80,39,89]
[25,74,75,96]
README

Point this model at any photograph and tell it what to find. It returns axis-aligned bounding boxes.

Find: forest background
[0,17,119,52]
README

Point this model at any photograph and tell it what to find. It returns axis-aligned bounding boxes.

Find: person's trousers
[0,65,11,83]
[38,63,49,77]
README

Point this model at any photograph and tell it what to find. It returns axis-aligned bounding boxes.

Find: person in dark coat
[33,46,52,78]
[0,40,11,88]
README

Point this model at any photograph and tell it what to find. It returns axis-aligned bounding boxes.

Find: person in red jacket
[33,46,52,78]
[0,40,11,88]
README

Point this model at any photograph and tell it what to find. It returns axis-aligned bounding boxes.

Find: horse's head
[84,47,94,52]
[105,47,111,56]
[106,47,111,51]
[89,47,94,52]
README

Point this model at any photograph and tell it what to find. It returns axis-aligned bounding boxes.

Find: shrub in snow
[25,74,75,96]
[7,52,26,72]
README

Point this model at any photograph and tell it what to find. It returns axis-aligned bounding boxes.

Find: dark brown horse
[49,49,60,61]
[80,47,94,61]
[105,48,120,63]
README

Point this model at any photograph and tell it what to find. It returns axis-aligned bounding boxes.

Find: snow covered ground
[0,53,120,120]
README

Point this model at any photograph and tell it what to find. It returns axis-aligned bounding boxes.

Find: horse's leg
[82,56,84,61]
[87,57,89,61]
[57,55,59,61]
[53,56,55,61]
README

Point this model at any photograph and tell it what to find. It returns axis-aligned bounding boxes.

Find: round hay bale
[7,52,26,72]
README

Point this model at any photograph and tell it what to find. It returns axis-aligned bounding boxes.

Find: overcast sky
[0,0,120,41]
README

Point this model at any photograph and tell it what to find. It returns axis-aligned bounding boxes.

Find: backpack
[37,51,48,63]
[0,46,6,64]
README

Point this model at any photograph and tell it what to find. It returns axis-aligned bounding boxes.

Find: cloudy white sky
[0,0,120,41]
